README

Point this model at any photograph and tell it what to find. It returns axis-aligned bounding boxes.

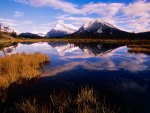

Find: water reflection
[42,43,149,76]
[1,42,150,113]
[0,42,149,75]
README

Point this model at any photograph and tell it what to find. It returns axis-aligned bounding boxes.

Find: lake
[1,42,150,113]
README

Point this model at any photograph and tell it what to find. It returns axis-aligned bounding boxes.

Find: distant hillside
[46,29,68,38]
[136,32,150,39]
[19,32,41,38]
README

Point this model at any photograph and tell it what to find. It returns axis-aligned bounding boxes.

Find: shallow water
[1,42,150,113]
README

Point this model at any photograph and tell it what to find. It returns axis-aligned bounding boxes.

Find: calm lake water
[1,42,150,113]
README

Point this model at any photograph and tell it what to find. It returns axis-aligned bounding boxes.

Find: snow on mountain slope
[77,19,118,34]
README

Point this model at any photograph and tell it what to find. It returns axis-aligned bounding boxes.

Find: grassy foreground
[13,87,119,113]
[0,53,50,88]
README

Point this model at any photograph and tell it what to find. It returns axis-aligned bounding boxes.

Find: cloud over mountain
[55,20,78,33]
[14,0,150,33]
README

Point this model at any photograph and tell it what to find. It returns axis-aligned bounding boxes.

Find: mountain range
[73,19,132,38]
[19,19,150,39]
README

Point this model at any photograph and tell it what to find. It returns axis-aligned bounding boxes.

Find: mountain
[19,32,41,38]
[46,19,150,39]
[46,29,68,38]
[69,19,132,39]
[46,22,78,38]
[77,20,117,34]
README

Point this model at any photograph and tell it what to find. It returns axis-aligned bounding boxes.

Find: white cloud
[14,0,124,16]
[14,11,24,17]
[0,18,16,26]
[55,20,78,33]
[57,15,94,27]
[0,18,34,33]
[82,2,124,17]
[0,18,32,26]
[15,0,83,14]
[31,25,52,35]
[119,1,150,32]
[13,0,150,32]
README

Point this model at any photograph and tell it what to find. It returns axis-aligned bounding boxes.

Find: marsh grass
[15,87,120,113]
[128,44,150,54]
[16,98,38,113]
[76,87,97,113]
[0,53,50,88]
[0,32,14,42]
[128,47,150,53]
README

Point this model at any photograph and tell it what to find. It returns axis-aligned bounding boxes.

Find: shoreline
[1,38,150,44]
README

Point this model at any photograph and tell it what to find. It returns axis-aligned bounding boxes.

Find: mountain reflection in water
[0,42,150,113]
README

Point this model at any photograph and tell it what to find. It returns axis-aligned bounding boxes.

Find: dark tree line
[65,28,150,40]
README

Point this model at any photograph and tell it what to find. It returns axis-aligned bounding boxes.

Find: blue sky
[0,0,150,34]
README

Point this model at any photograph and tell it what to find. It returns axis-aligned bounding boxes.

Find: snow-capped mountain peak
[83,19,116,29]
[77,19,118,34]
[83,19,102,29]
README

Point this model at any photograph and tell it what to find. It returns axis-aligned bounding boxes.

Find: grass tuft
[16,98,39,113]
[15,87,120,113]
[0,53,50,88]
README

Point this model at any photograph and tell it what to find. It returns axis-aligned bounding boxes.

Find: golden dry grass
[13,38,150,44]
[128,44,150,54]
[16,98,38,113]
[15,87,120,113]
[128,47,150,53]
[0,33,150,44]
[0,53,50,88]
[0,32,14,43]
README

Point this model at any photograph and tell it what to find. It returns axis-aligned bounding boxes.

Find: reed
[15,87,120,113]
[0,53,50,88]
[128,47,150,53]
[128,44,150,54]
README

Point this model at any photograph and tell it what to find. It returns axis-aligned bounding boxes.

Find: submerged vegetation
[1,87,119,113]
[0,53,49,88]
